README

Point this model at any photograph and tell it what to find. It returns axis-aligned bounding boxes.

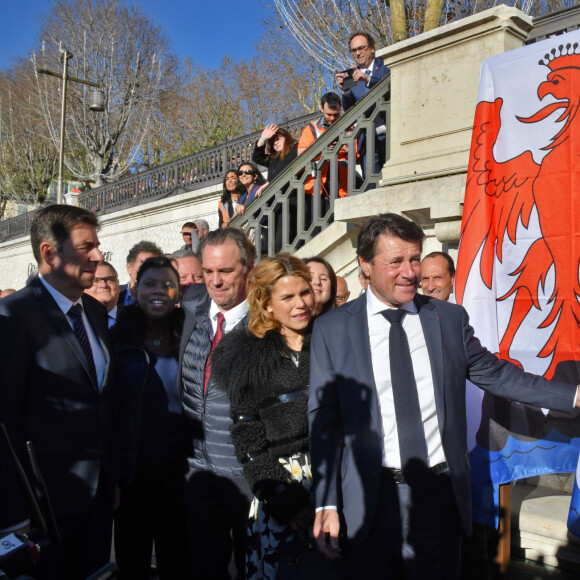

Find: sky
[0,0,272,70]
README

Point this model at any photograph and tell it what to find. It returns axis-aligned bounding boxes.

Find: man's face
[202,239,252,312]
[421,256,454,302]
[48,223,104,300]
[181,227,196,247]
[196,226,208,242]
[321,103,341,125]
[127,252,158,287]
[173,255,204,293]
[85,264,120,312]
[335,277,350,306]
[350,34,375,69]
[359,233,421,308]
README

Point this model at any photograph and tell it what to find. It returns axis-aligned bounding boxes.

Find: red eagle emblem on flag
[456,41,580,381]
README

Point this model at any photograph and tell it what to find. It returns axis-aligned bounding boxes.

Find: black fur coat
[212,327,311,524]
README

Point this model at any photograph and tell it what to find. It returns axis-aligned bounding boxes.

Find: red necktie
[204,312,225,395]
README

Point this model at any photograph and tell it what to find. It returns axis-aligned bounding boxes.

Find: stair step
[511,483,580,573]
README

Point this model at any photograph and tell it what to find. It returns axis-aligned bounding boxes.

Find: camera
[339,68,355,91]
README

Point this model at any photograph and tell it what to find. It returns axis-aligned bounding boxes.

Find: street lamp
[37,47,103,204]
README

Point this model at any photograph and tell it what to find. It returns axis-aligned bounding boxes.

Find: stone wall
[0,183,222,290]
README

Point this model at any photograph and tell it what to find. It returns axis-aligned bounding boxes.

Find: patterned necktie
[381,309,428,469]
[204,312,225,395]
[68,303,98,387]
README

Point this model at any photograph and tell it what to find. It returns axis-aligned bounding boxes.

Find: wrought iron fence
[0,113,318,243]
[228,74,391,259]
[0,210,38,243]
[77,114,318,215]
[525,4,580,44]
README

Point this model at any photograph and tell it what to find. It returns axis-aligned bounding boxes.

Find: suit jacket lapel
[32,279,99,391]
[347,293,383,436]
[416,295,446,433]
[83,294,111,392]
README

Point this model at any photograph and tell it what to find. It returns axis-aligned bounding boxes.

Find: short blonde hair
[247,254,312,338]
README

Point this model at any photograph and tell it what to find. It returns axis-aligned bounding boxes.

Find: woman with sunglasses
[236,162,265,216]
[218,170,243,228]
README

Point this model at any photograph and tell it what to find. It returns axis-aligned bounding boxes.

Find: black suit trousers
[344,469,462,580]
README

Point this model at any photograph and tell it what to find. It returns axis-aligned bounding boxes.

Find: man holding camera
[335,31,389,179]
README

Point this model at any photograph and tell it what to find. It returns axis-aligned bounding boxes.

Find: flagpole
[495,483,511,577]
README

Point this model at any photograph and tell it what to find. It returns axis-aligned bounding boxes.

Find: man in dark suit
[308,213,579,579]
[0,205,115,579]
[336,31,389,179]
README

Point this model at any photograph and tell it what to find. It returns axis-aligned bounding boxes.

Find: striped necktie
[68,303,98,387]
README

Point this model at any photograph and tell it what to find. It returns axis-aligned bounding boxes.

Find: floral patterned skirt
[245,451,312,580]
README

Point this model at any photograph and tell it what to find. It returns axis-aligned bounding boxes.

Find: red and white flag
[456,32,580,530]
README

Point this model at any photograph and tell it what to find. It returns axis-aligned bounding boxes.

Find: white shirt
[361,58,376,84]
[366,288,446,469]
[208,298,248,337]
[39,275,107,389]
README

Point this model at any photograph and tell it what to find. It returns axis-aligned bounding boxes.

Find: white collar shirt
[208,298,248,337]
[366,287,446,468]
[39,274,107,389]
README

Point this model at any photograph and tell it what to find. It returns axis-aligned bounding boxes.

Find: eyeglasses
[181,232,193,237]
[350,44,369,54]
[238,169,254,176]
[93,276,118,286]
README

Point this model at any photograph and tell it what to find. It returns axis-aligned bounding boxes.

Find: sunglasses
[238,169,254,176]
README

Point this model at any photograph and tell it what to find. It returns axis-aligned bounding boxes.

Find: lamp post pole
[37,48,102,204]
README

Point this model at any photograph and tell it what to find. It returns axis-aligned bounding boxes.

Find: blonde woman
[213,254,315,578]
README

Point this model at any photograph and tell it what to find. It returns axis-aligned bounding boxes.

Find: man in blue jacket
[336,31,389,180]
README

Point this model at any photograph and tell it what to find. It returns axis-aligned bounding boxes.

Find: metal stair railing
[77,113,319,215]
[228,74,391,259]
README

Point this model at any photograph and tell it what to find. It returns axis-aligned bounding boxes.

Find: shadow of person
[309,374,403,578]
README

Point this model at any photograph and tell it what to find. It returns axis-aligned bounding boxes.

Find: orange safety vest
[218,200,231,226]
[297,119,351,198]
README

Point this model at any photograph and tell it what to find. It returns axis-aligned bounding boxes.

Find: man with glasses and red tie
[0,205,115,579]
[335,31,389,180]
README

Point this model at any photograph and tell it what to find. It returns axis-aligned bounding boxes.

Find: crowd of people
[1,30,579,580]
[217,31,390,239]
[2,202,579,580]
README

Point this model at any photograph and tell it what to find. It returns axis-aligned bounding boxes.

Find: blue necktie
[68,303,98,387]
[382,309,428,468]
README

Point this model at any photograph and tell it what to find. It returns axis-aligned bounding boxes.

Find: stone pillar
[64,188,82,207]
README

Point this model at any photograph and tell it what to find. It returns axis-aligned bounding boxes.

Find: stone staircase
[512,474,580,574]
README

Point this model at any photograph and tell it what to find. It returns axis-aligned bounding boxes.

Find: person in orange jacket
[298,92,351,200]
